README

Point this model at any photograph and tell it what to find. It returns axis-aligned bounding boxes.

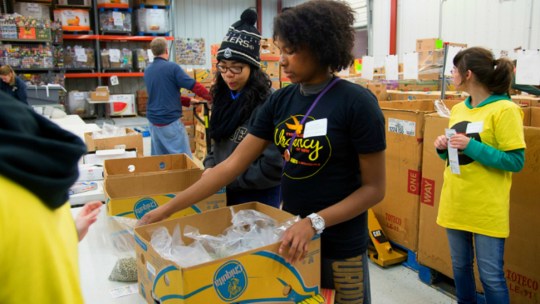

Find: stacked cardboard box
[415,38,467,81]
[372,100,463,252]
[372,100,439,251]
[82,127,142,166]
[387,90,466,101]
[136,90,147,116]
[260,38,281,90]
[366,82,388,101]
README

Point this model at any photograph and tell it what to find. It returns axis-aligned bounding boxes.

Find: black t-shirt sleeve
[248,93,276,141]
[348,89,386,154]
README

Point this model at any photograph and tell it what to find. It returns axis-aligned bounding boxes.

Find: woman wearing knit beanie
[140,2,385,303]
[203,9,282,208]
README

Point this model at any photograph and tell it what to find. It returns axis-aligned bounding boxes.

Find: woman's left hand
[75,200,103,241]
[278,218,316,264]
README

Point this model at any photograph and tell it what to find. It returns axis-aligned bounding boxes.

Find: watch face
[313,217,324,230]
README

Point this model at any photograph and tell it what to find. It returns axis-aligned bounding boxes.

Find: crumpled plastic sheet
[150,208,299,267]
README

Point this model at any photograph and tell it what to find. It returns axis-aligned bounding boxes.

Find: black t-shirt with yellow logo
[249,79,386,259]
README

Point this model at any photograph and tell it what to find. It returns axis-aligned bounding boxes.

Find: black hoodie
[0,92,87,209]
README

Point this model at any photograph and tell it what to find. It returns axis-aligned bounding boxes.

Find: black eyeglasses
[216,64,244,74]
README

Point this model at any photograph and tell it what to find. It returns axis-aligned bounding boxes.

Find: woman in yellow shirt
[434,47,525,304]
[0,92,101,304]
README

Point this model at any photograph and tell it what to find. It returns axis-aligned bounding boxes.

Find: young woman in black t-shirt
[140,1,386,303]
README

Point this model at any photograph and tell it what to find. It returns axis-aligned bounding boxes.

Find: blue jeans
[226,185,281,208]
[149,120,193,158]
[446,229,509,304]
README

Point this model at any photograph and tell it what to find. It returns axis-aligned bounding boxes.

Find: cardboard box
[416,38,467,52]
[418,50,444,68]
[134,202,322,304]
[260,38,280,57]
[531,107,540,126]
[416,38,442,52]
[53,9,91,31]
[83,149,137,166]
[386,90,466,102]
[261,61,280,79]
[504,126,540,303]
[372,100,439,251]
[89,86,110,101]
[184,124,194,138]
[137,90,148,115]
[416,113,483,291]
[84,128,144,157]
[367,82,388,101]
[134,0,169,5]
[194,69,213,83]
[77,164,104,181]
[512,95,540,107]
[271,80,281,90]
[137,8,170,34]
[103,154,226,218]
[418,70,441,81]
[109,94,136,116]
[103,154,198,178]
[181,107,193,125]
[417,114,452,278]
[15,2,51,20]
[398,80,439,92]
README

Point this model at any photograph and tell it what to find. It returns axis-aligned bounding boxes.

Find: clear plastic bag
[151,225,213,267]
[149,208,301,266]
[105,215,138,282]
[92,123,127,139]
[434,99,451,118]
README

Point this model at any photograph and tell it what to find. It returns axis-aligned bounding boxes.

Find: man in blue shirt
[144,37,212,156]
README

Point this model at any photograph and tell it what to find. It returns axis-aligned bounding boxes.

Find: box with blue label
[104,154,226,219]
[134,202,322,304]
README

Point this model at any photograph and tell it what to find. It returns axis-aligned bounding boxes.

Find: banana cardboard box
[134,202,324,304]
[104,154,226,219]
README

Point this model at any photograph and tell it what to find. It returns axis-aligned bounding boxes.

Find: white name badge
[466,121,483,134]
[303,118,327,138]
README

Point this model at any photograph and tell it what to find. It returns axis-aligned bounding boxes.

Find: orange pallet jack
[367,209,407,267]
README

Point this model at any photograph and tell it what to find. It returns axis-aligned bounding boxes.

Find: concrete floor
[370,262,456,303]
[93,115,458,303]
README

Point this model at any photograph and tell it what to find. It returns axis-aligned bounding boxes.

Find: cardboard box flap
[104,154,197,177]
[379,100,437,112]
[380,99,463,112]
[104,169,203,198]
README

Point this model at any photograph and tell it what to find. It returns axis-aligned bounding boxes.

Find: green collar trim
[464,94,511,109]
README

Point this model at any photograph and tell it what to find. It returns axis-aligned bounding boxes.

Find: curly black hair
[273,0,355,73]
[209,66,272,140]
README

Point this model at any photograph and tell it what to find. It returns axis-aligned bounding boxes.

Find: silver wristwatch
[307,213,325,234]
